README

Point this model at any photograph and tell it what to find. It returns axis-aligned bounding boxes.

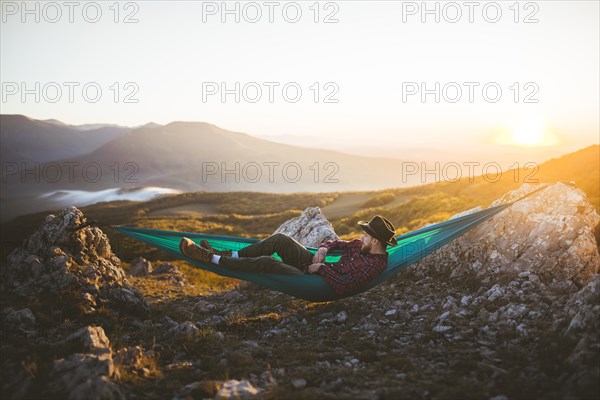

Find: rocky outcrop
[274,207,338,247]
[411,182,600,292]
[400,182,600,398]
[2,206,149,317]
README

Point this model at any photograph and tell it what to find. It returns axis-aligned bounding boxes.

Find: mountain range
[1,114,597,222]
[1,114,421,197]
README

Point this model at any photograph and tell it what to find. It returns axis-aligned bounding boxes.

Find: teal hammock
[114,187,545,302]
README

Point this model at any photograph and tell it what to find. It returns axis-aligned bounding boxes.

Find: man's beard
[360,243,371,254]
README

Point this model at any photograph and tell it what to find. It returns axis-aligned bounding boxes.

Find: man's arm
[313,247,328,264]
[318,239,357,252]
[317,257,386,297]
[306,263,324,274]
[313,239,359,263]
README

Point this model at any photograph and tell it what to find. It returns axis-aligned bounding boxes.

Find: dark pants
[219,233,313,275]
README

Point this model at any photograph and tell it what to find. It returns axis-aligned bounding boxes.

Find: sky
[1,0,599,153]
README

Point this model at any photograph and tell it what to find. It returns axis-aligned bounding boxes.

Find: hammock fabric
[114,187,545,302]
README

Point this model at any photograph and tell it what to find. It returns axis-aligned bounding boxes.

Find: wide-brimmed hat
[358,215,398,246]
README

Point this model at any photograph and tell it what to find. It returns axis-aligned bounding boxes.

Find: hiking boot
[200,240,232,256]
[179,237,213,263]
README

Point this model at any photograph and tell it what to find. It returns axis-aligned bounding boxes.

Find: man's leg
[237,233,313,270]
[218,255,304,275]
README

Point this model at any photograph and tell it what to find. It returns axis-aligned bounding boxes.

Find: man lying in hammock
[179,215,397,297]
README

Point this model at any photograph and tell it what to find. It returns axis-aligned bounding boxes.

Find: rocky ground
[1,183,599,400]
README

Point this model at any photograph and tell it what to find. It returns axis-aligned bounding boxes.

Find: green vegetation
[361,192,396,208]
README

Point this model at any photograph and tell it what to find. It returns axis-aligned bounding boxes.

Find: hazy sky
[1,0,599,150]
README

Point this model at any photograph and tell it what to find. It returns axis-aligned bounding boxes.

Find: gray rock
[129,257,187,286]
[442,296,457,310]
[411,183,600,292]
[168,321,199,339]
[129,257,153,276]
[564,274,600,334]
[113,346,145,370]
[504,304,528,320]
[516,323,528,336]
[194,300,216,313]
[2,207,149,318]
[45,325,123,400]
[54,326,112,356]
[259,370,278,389]
[4,308,36,332]
[197,315,227,328]
[176,380,222,399]
[488,311,499,323]
[486,284,505,302]
[291,378,307,389]
[335,311,348,323]
[222,290,244,302]
[433,325,452,333]
[48,353,123,400]
[437,311,450,320]
[263,328,283,339]
[273,207,338,247]
[215,379,260,399]
[460,295,472,306]
[152,262,178,274]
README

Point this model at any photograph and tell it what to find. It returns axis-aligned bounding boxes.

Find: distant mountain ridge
[2,117,418,197]
[1,114,131,163]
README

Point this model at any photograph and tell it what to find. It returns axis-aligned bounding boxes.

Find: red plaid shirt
[313,239,388,297]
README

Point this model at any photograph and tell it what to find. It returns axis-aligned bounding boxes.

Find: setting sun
[510,119,548,146]
[511,119,546,146]
[491,118,561,147]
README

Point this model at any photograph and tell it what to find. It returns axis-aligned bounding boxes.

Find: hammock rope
[112,185,549,302]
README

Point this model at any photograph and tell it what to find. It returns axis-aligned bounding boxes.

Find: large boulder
[2,206,149,317]
[412,183,600,293]
[274,207,338,247]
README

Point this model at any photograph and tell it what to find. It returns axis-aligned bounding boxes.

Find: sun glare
[491,118,560,147]
[511,119,545,146]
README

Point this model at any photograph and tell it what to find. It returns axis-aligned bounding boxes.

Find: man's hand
[312,247,328,264]
[307,263,324,274]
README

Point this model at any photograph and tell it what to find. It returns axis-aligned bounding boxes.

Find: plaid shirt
[314,239,388,297]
